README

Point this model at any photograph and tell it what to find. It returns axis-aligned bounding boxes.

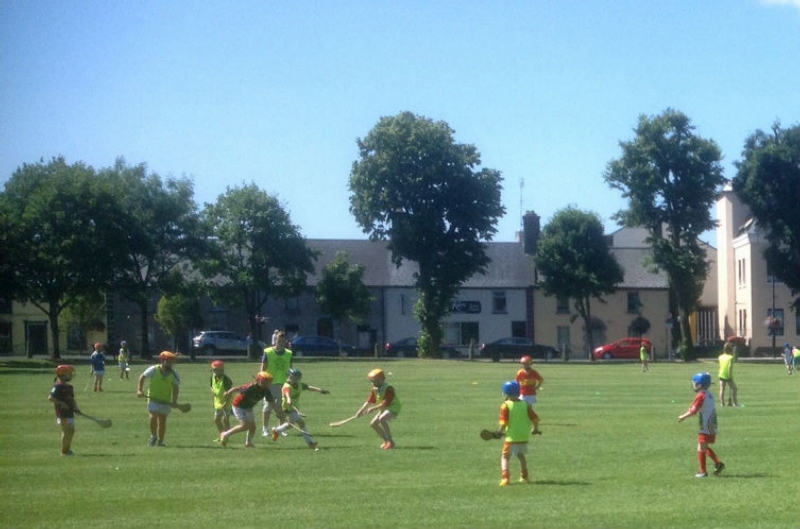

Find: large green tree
[534,207,624,359]
[604,109,725,359]
[315,251,373,353]
[732,122,800,311]
[200,184,317,351]
[0,157,123,359]
[98,158,204,358]
[349,112,504,357]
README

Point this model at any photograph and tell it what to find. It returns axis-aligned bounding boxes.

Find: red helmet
[520,356,533,366]
[210,360,224,369]
[159,351,178,362]
[55,365,75,379]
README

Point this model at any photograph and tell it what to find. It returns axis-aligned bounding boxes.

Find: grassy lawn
[1,356,797,529]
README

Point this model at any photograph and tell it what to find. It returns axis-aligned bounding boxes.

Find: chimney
[523,211,540,256]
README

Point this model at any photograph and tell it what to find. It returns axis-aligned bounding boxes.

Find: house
[716,184,798,354]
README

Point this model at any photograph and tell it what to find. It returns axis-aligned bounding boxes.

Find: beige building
[716,184,798,354]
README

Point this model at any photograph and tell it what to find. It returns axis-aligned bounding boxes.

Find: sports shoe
[714,462,725,475]
[61,450,75,456]
[244,443,255,448]
[280,430,288,437]
[531,429,542,435]
[499,478,510,487]
[695,472,708,478]
[148,435,157,447]
[382,440,395,450]
[519,477,530,484]
[262,428,271,437]
[308,442,318,451]
[157,440,165,447]
[219,434,228,447]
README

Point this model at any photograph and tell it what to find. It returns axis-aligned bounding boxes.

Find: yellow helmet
[367,368,385,382]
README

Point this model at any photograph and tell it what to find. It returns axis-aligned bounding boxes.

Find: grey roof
[306,239,538,288]
[611,248,668,289]
[306,239,661,290]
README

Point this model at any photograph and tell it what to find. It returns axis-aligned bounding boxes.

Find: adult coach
[261,331,293,437]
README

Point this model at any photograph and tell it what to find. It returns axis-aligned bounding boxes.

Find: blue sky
[2,1,798,247]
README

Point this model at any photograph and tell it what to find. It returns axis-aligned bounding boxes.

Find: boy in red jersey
[49,365,81,456]
[496,380,538,486]
[678,372,725,478]
[219,371,284,448]
[515,356,542,435]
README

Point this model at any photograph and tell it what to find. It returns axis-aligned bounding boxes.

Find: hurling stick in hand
[77,411,113,428]
[175,402,192,413]
[329,414,360,427]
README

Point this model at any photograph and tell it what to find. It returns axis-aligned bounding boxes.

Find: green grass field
[1,357,797,529]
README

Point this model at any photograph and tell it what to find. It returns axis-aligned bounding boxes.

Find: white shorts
[502,442,529,457]
[521,395,537,405]
[232,406,256,423]
[147,401,172,415]
[57,417,75,426]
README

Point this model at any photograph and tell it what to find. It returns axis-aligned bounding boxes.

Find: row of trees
[2,110,798,360]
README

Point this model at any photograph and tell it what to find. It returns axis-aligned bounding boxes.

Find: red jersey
[515,367,543,397]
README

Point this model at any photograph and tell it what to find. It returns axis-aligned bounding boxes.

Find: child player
[271,368,329,450]
[515,356,543,435]
[355,368,401,450]
[496,380,538,486]
[137,351,181,447]
[48,365,81,456]
[678,372,725,478]
[219,371,284,448]
[210,360,233,436]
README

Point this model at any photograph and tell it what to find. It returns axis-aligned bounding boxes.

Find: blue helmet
[502,380,520,397]
[692,372,711,388]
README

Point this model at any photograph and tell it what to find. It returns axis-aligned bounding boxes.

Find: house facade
[716,184,798,354]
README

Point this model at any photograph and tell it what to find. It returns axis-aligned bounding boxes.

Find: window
[284,296,299,314]
[767,308,784,337]
[556,296,569,314]
[443,321,479,347]
[627,292,641,314]
[737,309,747,337]
[737,258,747,287]
[557,326,570,355]
[492,291,507,314]
[0,297,11,314]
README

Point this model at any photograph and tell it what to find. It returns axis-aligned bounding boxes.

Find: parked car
[480,337,561,362]
[592,337,652,360]
[289,335,354,357]
[384,336,460,358]
[193,331,262,355]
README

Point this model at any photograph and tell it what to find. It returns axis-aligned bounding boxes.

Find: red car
[593,337,652,360]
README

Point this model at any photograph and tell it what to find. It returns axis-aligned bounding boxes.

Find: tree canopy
[200,184,317,344]
[732,122,800,310]
[604,109,724,358]
[348,112,504,357]
[315,251,373,350]
[0,156,123,359]
[98,158,204,357]
[534,207,624,358]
